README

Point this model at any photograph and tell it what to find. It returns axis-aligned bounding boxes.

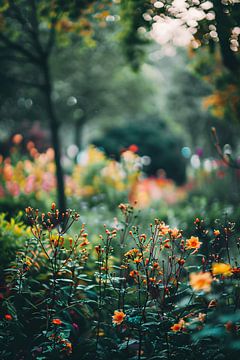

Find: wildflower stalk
[118,205,134,310]
[95,247,103,356]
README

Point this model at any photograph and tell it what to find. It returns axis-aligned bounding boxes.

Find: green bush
[0,194,48,219]
[0,212,30,284]
[92,119,187,184]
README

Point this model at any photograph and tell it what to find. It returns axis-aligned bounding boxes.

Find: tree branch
[45,15,57,56]
[213,0,239,74]
[29,0,45,56]
[0,53,29,64]
[0,71,44,89]
[8,0,45,57]
[211,127,240,169]
[0,33,40,64]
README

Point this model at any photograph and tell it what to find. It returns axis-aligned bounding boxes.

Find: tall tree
[0,0,111,211]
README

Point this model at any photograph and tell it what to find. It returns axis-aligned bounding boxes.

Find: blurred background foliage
[0,0,240,229]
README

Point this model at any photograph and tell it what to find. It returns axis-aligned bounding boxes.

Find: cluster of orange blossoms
[171,313,206,332]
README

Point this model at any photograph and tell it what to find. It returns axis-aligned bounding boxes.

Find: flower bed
[0,203,240,359]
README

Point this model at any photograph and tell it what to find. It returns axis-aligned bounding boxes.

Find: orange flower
[186,236,202,250]
[164,243,171,249]
[212,263,232,277]
[51,202,56,211]
[4,314,12,321]
[171,319,185,332]
[213,229,220,236]
[52,318,62,325]
[170,228,181,238]
[129,270,139,278]
[159,222,170,236]
[124,248,139,258]
[12,133,23,145]
[80,239,90,247]
[112,310,126,325]
[134,257,142,264]
[170,323,181,332]
[63,342,72,354]
[189,271,212,292]
[231,267,240,274]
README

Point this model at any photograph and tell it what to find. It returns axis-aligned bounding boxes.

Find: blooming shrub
[129,177,187,208]
[0,143,141,210]
[0,145,56,214]
[0,204,240,359]
[67,146,141,207]
[0,147,56,200]
[1,141,188,212]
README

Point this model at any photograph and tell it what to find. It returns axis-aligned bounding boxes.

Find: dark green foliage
[120,0,152,70]
[0,194,48,218]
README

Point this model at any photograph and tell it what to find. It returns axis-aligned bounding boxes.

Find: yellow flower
[112,310,126,325]
[14,225,23,236]
[212,263,232,277]
[189,271,212,292]
[97,329,105,336]
[186,236,202,250]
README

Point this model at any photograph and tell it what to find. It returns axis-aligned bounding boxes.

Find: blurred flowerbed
[0,136,188,213]
[1,134,240,235]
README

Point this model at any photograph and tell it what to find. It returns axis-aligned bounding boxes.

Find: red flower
[52,318,62,325]
[128,144,139,153]
[5,314,12,321]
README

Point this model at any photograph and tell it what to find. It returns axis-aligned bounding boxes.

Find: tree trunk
[75,120,83,151]
[214,0,239,73]
[42,58,67,212]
